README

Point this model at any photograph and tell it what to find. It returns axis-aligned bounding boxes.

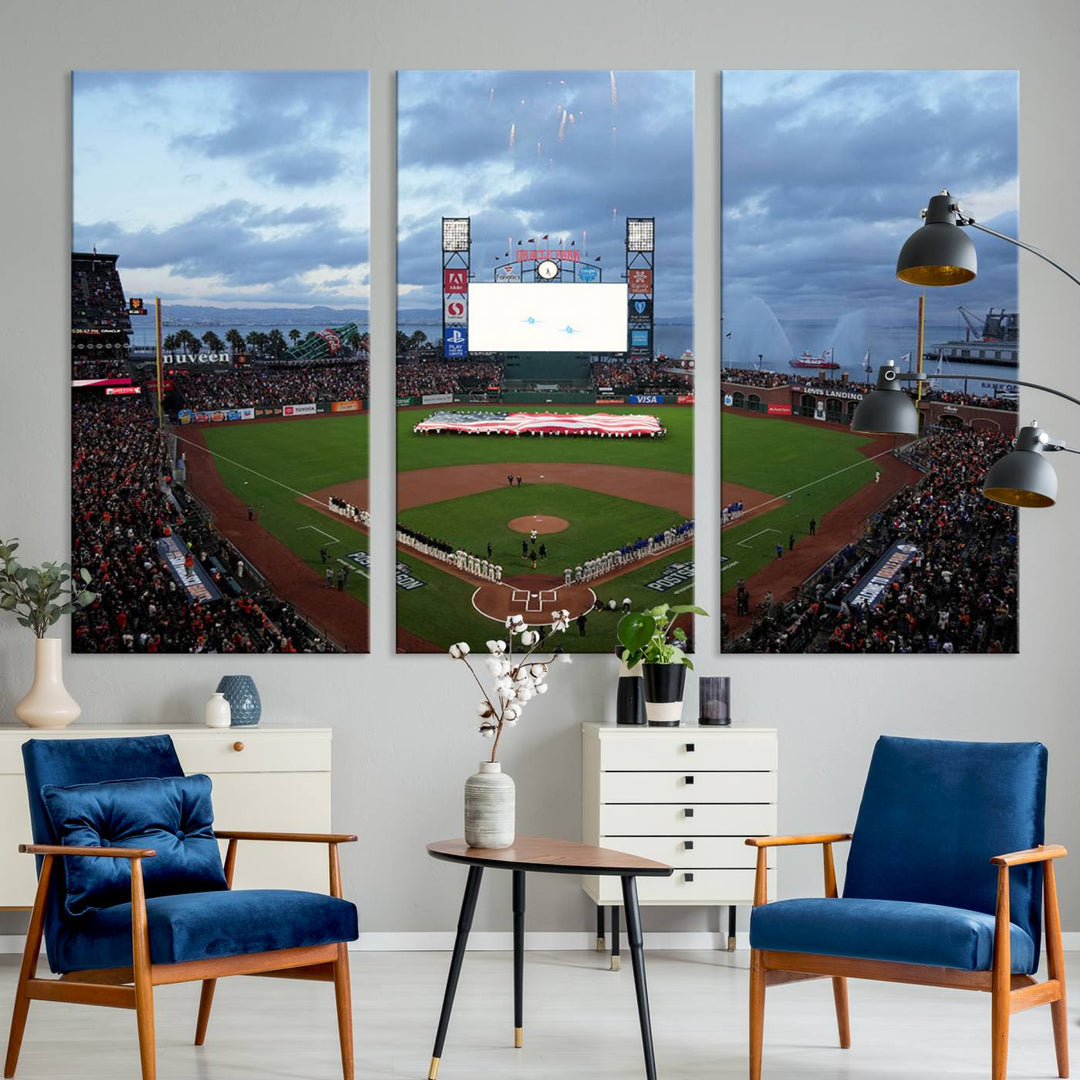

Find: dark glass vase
[616,649,647,725]
[216,675,261,727]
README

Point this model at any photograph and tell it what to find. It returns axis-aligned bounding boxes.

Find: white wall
[1,0,1078,940]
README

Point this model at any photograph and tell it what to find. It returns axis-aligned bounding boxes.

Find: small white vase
[205,691,231,728]
[464,761,515,849]
[15,638,81,729]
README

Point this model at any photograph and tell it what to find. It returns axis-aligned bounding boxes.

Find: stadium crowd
[72,258,129,332]
[729,428,1018,654]
[592,359,693,394]
[396,360,503,397]
[168,362,368,411]
[72,392,334,652]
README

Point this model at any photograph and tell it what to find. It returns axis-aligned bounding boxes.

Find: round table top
[427,836,673,877]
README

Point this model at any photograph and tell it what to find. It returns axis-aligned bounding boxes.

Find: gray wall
[2,0,1078,939]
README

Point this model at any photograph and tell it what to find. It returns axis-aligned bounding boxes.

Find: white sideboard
[582,722,777,958]
[0,726,333,907]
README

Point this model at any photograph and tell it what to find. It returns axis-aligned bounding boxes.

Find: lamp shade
[851,365,919,436]
[982,427,1058,507]
[896,192,978,286]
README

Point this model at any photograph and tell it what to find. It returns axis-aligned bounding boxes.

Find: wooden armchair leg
[1044,861,1069,1079]
[4,856,52,1079]
[131,860,156,1080]
[194,979,217,1046]
[831,977,851,1049]
[749,949,766,1080]
[333,943,354,1080]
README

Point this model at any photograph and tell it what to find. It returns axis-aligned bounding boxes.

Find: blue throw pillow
[41,774,228,916]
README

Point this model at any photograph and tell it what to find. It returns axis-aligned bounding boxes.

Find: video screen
[468,283,629,353]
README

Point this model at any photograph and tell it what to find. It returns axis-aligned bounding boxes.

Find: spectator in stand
[169,360,369,411]
[728,428,1018,655]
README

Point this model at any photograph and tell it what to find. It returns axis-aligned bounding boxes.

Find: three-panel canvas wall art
[69,69,1019,656]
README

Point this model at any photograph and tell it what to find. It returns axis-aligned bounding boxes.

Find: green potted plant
[617,603,708,726]
[0,539,95,728]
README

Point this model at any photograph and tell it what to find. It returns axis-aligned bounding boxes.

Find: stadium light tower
[442,217,471,253]
[625,217,655,359]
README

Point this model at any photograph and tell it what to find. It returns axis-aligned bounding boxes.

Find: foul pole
[154,296,165,430]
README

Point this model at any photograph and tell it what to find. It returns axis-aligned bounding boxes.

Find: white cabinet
[582,723,777,950]
[0,726,333,907]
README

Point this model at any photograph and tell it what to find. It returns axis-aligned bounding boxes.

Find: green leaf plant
[616,603,709,670]
[0,538,96,639]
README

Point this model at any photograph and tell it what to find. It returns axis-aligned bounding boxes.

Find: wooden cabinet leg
[610,904,621,972]
[596,904,606,952]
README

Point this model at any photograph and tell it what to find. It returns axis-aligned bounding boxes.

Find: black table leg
[512,869,525,1049]
[429,865,484,1080]
[728,904,737,952]
[596,903,606,951]
[610,903,621,971]
[621,875,658,1080]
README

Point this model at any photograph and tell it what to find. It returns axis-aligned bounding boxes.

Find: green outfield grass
[720,412,881,591]
[398,483,684,573]
[398,404,692,474]
[195,414,370,606]
[395,547,696,654]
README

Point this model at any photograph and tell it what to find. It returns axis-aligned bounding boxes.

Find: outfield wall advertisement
[396,69,695,653]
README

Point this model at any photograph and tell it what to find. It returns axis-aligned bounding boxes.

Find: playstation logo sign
[443,326,468,358]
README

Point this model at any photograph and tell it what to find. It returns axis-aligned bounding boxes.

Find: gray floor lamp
[851,189,1080,508]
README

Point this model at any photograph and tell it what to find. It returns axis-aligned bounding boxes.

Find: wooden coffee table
[425,836,673,1080]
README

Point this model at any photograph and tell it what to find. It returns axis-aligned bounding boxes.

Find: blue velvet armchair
[747,736,1068,1080]
[4,735,359,1080]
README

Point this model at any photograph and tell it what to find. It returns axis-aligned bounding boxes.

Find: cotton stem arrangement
[449,610,571,763]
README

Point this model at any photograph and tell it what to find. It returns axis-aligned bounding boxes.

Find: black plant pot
[642,663,686,727]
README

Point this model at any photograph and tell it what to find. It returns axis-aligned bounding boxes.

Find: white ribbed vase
[15,638,81,729]
[464,761,515,849]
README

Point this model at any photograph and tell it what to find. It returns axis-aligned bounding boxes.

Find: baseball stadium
[720,368,1019,653]
[392,217,695,653]
[71,251,370,654]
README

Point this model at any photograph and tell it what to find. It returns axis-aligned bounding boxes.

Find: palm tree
[201,330,225,353]
[267,328,288,359]
[288,328,301,346]
[409,330,429,352]
[225,328,246,356]
[162,333,181,352]
[174,329,201,353]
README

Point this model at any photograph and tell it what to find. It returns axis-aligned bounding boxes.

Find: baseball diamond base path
[508,515,569,534]
[397,462,693,516]
[179,427,370,653]
[721,435,921,643]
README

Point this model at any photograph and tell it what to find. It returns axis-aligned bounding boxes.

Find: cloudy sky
[723,70,1018,347]
[73,71,369,309]
[397,70,694,320]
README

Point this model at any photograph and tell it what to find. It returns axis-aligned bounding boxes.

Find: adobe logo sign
[443,268,468,293]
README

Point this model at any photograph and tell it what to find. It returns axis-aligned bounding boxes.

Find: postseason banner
[156,536,222,604]
[845,542,919,609]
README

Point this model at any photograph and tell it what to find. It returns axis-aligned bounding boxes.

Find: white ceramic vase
[464,761,515,849]
[205,691,231,728]
[15,638,81,729]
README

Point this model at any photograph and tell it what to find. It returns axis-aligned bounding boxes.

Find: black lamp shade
[982,428,1058,507]
[896,193,978,286]
[851,383,919,436]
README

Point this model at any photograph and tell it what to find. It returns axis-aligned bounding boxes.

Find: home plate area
[471,577,596,624]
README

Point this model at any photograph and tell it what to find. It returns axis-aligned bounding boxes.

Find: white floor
[0,950,1074,1079]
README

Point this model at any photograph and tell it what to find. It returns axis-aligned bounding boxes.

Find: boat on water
[925,307,1018,367]
[790,348,840,370]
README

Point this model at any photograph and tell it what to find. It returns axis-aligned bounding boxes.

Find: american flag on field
[413,411,666,438]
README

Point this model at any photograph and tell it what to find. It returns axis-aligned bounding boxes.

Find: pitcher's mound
[508,515,569,535]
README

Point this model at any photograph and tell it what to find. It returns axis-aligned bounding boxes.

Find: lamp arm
[963,219,1080,291]
[896,371,1080,413]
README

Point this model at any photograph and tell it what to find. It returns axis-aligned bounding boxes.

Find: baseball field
[179,413,370,652]
[395,403,695,653]
[720,410,918,630]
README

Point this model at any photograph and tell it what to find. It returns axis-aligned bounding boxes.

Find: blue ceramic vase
[216,675,261,727]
